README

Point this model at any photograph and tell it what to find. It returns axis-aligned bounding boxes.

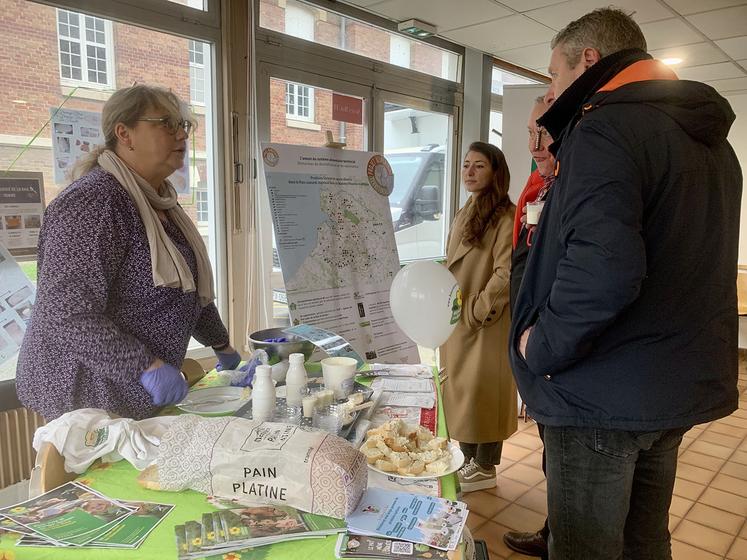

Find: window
[189,40,207,105]
[390,35,411,69]
[285,82,314,121]
[56,9,114,88]
[260,0,461,82]
[196,181,209,223]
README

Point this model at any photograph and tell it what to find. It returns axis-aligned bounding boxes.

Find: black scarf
[538,48,651,154]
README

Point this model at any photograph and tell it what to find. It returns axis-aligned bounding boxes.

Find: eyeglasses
[136,116,193,136]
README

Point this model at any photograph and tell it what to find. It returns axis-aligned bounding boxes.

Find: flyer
[346,488,468,551]
[0,243,36,366]
[0,172,44,257]
[0,481,135,546]
[16,500,173,549]
[261,143,419,365]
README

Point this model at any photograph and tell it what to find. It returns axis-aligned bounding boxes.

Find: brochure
[175,505,347,559]
[0,481,135,546]
[346,488,467,551]
[371,377,435,393]
[368,364,434,378]
[335,532,450,559]
[14,499,172,549]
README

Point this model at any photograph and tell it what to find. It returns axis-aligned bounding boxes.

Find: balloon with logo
[390,261,462,349]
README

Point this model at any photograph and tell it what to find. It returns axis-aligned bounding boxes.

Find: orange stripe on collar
[598,59,678,93]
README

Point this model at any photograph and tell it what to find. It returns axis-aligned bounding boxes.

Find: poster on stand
[0,172,44,258]
[261,143,418,364]
[0,243,36,365]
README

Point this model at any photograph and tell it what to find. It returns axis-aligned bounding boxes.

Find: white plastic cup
[525,201,545,226]
[321,357,358,399]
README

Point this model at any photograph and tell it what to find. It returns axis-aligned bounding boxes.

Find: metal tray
[233,379,373,440]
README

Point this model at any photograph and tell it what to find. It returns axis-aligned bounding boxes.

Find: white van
[386,145,446,261]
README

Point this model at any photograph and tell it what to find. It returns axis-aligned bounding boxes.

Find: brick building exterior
[0,0,205,223]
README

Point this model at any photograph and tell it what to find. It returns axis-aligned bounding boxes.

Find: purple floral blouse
[16,167,229,419]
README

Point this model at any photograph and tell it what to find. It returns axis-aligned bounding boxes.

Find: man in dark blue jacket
[510,7,742,559]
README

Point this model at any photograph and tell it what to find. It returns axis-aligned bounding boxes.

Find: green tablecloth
[0,368,456,559]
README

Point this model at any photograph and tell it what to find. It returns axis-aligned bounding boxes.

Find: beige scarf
[98,150,214,306]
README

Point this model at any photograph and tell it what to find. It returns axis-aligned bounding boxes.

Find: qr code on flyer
[391,541,414,555]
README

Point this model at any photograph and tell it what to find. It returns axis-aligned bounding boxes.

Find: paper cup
[321,357,358,399]
[526,201,545,226]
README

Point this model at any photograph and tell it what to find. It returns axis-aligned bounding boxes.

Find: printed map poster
[261,143,418,364]
[0,172,44,257]
[0,243,35,366]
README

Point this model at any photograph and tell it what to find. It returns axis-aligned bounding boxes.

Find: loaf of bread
[137,415,367,519]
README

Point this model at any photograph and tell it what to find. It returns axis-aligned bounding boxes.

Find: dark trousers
[543,425,689,560]
[459,441,503,468]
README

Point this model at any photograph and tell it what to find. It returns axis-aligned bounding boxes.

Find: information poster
[0,172,44,257]
[261,143,418,364]
[0,243,36,365]
[50,107,190,194]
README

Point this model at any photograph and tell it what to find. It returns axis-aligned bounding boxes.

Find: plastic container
[284,353,308,406]
[251,365,276,421]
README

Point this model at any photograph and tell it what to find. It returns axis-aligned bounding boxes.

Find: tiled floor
[463,368,747,559]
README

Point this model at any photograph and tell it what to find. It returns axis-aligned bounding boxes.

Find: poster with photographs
[0,172,45,259]
[50,107,103,184]
[49,107,192,197]
[0,243,36,366]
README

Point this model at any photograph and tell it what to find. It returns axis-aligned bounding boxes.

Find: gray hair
[70,84,194,180]
[551,7,647,68]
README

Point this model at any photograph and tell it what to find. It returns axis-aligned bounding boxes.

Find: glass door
[257,64,372,326]
[376,92,458,263]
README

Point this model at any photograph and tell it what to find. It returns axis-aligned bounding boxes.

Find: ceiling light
[11,99,27,104]
[397,19,437,39]
[661,57,683,66]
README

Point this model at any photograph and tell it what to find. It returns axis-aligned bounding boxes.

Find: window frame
[189,39,207,106]
[56,8,116,90]
[285,82,314,122]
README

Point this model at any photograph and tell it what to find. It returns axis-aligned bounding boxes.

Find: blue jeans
[543,425,690,560]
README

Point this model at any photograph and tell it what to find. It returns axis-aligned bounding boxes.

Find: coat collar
[447,239,473,270]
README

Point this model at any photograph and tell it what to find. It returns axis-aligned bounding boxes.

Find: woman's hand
[140,360,189,405]
[214,345,242,371]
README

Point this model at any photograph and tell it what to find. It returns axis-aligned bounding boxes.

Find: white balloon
[390,261,462,349]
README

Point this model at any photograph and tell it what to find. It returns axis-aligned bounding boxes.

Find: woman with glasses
[16,84,241,420]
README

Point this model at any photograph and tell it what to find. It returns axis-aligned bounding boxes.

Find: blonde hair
[551,8,647,67]
[70,84,195,180]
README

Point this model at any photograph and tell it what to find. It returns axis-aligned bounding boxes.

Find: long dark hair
[461,142,511,247]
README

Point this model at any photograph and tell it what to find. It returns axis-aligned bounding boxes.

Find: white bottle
[284,353,308,406]
[252,365,276,421]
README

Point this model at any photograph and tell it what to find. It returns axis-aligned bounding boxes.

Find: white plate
[177,386,251,415]
[366,442,465,480]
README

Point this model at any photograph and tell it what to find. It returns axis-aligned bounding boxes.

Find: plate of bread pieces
[360,419,465,479]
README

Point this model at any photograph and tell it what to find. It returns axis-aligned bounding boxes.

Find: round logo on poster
[366,154,394,196]
[262,147,279,167]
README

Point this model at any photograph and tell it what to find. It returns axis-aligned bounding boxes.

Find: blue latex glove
[140,363,189,406]
[229,354,265,388]
[215,349,242,371]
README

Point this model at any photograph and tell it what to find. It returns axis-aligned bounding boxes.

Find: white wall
[725,93,747,264]
[501,84,549,203]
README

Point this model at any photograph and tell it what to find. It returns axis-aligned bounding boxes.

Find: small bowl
[248,327,316,364]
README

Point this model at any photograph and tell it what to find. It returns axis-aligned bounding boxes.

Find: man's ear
[582,47,601,69]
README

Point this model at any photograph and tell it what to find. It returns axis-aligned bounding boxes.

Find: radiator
[0,407,45,489]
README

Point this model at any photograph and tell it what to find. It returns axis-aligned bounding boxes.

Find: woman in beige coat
[440,141,517,492]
